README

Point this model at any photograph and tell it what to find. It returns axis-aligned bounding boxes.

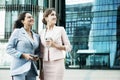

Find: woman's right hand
[21,54,33,60]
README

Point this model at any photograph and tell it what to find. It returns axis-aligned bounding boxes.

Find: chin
[53,22,56,24]
[30,23,34,25]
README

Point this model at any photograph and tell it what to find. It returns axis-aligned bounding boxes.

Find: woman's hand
[51,42,66,50]
[21,54,39,61]
[45,37,57,48]
[45,37,66,50]
[21,54,33,60]
[30,55,39,61]
[45,37,52,48]
[33,57,39,61]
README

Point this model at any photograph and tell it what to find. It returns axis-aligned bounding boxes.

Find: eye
[51,13,56,16]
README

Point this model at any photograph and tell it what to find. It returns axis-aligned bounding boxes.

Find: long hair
[13,12,28,29]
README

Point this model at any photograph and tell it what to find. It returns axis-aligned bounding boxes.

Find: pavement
[0,69,120,80]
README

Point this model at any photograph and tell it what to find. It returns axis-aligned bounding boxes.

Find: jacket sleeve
[6,29,22,58]
[61,27,72,52]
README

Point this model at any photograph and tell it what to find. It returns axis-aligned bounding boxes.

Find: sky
[66,0,94,5]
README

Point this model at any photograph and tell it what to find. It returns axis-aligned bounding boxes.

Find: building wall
[66,0,120,68]
[88,0,120,67]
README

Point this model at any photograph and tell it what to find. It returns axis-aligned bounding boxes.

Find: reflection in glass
[88,0,120,68]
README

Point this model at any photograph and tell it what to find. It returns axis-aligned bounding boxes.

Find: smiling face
[22,13,34,27]
[45,10,57,25]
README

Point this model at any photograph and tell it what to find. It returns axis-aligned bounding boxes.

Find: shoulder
[13,27,25,34]
[39,29,46,35]
[9,28,21,39]
[55,26,65,31]
[55,26,67,35]
[11,28,21,35]
[13,28,20,32]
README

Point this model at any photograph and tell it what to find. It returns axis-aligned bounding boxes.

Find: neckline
[46,25,55,31]
[23,27,35,41]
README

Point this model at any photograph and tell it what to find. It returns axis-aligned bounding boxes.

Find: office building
[66,0,120,69]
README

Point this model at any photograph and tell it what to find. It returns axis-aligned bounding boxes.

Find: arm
[51,42,66,50]
[6,29,23,58]
[61,27,72,52]
[50,27,72,51]
[53,27,72,51]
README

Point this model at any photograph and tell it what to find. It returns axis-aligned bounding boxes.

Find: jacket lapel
[20,27,34,46]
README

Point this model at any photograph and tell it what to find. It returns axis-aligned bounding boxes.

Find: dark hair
[13,12,29,29]
[42,8,56,25]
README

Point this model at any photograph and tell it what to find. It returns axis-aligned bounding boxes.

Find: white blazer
[40,26,72,61]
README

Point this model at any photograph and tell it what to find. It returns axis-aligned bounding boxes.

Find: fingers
[29,56,34,60]
[22,54,34,60]
[32,57,39,61]
[45,38,53,48]
[22,54,40,61]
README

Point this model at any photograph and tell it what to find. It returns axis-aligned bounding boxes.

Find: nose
[53,16,56,20]
[31,17,34,20]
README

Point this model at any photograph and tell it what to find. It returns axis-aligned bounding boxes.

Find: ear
[45,17,48,22]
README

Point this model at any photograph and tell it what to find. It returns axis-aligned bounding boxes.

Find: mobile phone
[30,55,39,58]
[45,37,51,41]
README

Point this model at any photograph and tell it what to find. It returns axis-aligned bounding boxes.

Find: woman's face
[46,11,57,25]
[22,13,34,27]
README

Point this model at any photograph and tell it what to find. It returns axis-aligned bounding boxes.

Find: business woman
[39,8,72,80]
[6,12,42,80]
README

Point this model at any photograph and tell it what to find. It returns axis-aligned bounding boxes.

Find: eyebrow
[27,15,33,18]
[51,13,56,15]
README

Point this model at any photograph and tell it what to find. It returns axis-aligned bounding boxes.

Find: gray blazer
[6,27,41,76]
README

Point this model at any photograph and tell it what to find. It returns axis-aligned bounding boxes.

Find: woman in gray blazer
[6,12,42,80]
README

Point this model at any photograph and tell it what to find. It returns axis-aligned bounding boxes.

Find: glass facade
[65,0,120,69]
[66,3,93,68]
[5,0,43,39]
[88,0,118,68]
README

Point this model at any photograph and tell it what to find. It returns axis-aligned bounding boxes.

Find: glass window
[65,0,120,69]
[112,16,117,22]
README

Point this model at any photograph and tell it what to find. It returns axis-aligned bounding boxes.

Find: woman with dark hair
[6,12,43,80]
[39,8,72,80]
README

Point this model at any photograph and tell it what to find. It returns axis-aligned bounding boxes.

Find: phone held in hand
[30,54,39,58]
[45,37,51,41]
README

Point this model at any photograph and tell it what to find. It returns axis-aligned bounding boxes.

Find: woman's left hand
[45,37,53,48]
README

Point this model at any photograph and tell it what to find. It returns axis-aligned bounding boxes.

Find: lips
[53,18,56,20]
[30,19,34,22]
